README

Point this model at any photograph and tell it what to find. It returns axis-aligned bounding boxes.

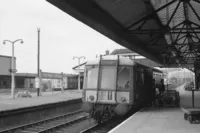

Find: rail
[0,110,88,133]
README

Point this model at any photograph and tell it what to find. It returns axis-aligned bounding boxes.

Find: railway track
[0,110,89,133]
[79,117,125,133]
[79,124,99,133]
[80,107,144,133]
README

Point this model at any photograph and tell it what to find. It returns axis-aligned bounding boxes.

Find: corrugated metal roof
[150,0,200,65]
[46,0,200,67]
[94,0,149,27]
[94,0,200,65]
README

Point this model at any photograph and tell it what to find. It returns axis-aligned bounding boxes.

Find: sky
[0,0,124,74]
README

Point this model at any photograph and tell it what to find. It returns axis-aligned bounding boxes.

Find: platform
[0,90,82,112]
[109,107,200,133]
[176,84,200,108]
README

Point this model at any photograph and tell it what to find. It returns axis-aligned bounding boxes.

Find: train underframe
[82,102,132,123]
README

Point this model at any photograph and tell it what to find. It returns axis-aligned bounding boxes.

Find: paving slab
[110,107,200,133]
[176,84,200,108]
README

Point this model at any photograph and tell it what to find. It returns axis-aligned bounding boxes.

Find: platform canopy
[47,0,200,69]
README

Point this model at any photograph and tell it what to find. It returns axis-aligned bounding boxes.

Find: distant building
[0,55,78,92]
[0,55,16,75]
[0,55,16,92]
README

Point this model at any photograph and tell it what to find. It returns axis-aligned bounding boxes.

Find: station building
[0,55,16,92]
[72,62,85,89]
[0,55,78,93]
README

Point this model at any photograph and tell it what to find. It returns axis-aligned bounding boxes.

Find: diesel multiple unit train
[82,55,164,121]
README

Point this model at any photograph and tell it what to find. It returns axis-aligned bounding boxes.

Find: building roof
[110,49,135,55]
[16,73,37,77]
[15,72,78,79]
[0,55,16,59]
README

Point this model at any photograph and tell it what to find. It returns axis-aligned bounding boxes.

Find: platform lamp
[73,56,85,90]
[3,39,23,99]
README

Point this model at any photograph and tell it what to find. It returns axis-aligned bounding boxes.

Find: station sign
[9,69,17,73]
[35,77,40,88]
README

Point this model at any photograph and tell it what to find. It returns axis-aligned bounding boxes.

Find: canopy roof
[47,0,200,69]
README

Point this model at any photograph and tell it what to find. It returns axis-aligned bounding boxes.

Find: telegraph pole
[73,56,85,90]
[61,72,64,93]
[37,28,41,96]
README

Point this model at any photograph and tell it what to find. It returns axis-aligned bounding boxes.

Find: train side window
[86,66,98,89]
[136,69,145,85]
[117,67,131,89]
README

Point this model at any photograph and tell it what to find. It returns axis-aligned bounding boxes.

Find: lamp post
[73,56,85,90]
[3,39,23,99]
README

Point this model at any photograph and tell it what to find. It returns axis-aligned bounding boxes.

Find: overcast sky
[0,0,124,74]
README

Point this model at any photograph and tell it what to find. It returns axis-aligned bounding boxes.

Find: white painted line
[108,107,145,133]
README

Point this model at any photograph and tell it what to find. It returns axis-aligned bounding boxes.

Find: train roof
[86,55,165,73]
[86,55,137,66]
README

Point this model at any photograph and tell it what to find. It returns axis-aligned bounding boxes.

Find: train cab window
[86,66,98,89]
[100,67,116,89]
[117,67,131,89]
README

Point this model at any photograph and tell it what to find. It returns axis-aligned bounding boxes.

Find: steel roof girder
[127,0,178,29]
[193,0,200,4]
[166,0,181,26]
[187,1,200,22]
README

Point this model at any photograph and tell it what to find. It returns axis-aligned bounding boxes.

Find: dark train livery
[82,55,164,121]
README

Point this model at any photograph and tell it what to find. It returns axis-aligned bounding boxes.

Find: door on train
[145,68,153,103]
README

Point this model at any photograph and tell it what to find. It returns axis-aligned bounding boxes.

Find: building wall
[15,77,25,88]
[0,76,11,89]
[0,71,79,92]
[24,78,35,88]
[0,55,16,75]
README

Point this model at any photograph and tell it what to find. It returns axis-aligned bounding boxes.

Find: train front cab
[82,56,153,117]
[82,61,132,115]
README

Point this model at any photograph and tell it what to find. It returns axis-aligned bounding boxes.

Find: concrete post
[61,72,64,93]
[3,39,23,99]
